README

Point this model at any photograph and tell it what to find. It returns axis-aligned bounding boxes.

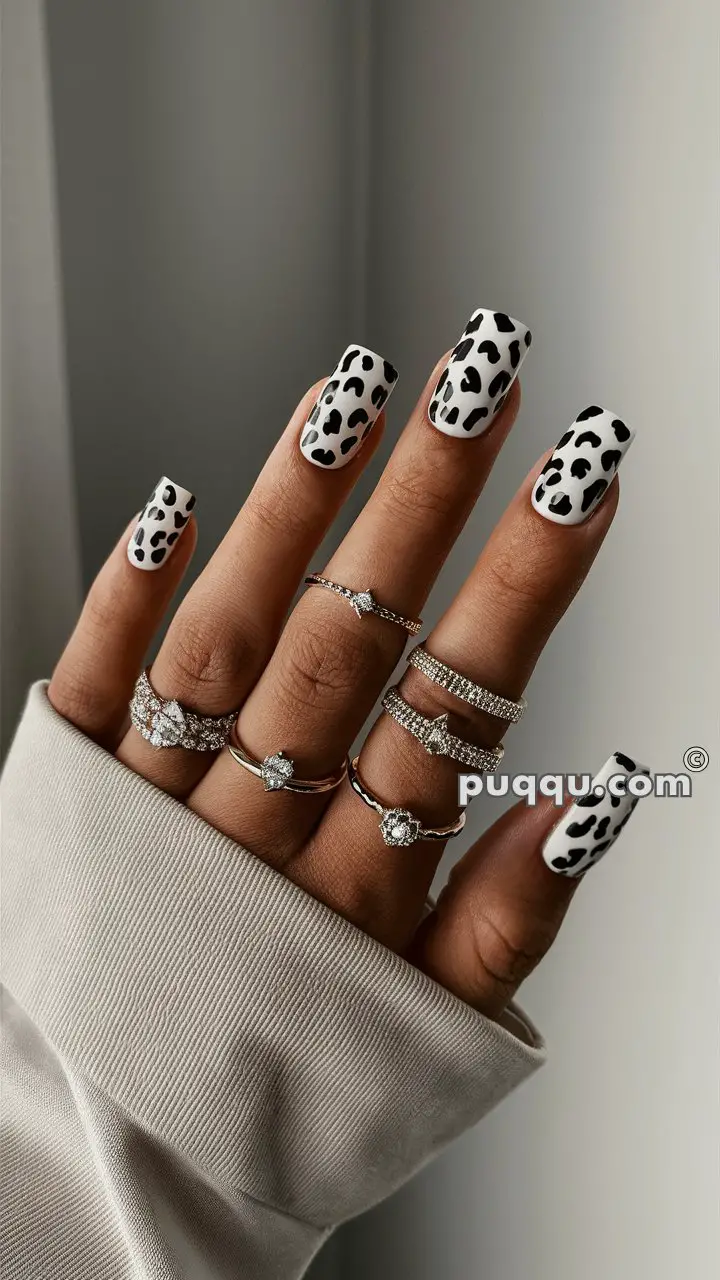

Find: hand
[49,314,641,1024]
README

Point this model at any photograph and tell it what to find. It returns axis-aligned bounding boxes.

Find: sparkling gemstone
[424,713,449,755]
[261,752,294,791]
[353,590,376,617]
[148,700,186,747]
[379,807,421,847]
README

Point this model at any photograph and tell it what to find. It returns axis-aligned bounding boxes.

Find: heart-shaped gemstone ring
[149,701,186,748]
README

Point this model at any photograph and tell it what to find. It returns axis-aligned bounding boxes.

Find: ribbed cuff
[1,684,545,1228]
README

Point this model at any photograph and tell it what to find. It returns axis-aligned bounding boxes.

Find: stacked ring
[407,644,526,723]
[381,686,503,772]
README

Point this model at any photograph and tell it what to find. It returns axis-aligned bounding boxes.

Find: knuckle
[483,541,551,618]
[244,478,311,545]
[483,505,570,617]
[48,665,107,734]
[469,906,554,1001]
[274,611,383,715]
[162,611,258,705]
[82,578,128,640]
[380,458,457,528]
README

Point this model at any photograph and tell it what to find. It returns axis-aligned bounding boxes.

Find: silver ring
[130,668,237,750]
[407,645,526,723]
[382,686,504,772]
[304,574,422,635]
[227,728,347,793]
[348,755,466,847]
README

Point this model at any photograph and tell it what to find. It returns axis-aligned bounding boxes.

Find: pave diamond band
[407,645,526,723]
[348,755,466,847]
[382,686,504,772]
[227,729,347,793]
[130,669,237,750]
[304,575,422,635]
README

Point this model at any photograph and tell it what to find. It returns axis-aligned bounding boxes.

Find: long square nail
[300,344,398,470]
[127,476,195,570]
[532,406,635,524]
[429,308,531,438]
[542,751,650,878]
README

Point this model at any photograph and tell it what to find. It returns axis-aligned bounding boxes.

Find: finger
[48,482,197,748]
[409,749,650,1019]
[305,405,633,948]
[188,308,532,860]
[116,352,394,796]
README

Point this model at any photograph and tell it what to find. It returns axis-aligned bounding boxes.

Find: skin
[49,355,622,1024]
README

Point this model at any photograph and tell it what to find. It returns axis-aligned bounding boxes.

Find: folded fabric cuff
[1,683,545,1228]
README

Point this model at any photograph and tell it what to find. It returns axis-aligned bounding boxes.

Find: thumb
[408,752,648,1020]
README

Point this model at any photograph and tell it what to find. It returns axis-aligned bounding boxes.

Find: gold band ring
[227,729,347,794]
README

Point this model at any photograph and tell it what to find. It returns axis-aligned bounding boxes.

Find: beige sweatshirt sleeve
[0,684,545,1279]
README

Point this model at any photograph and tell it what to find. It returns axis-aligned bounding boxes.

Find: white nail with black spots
[127,476,195,571]
[300,344,398,470]
[428,308,532,439]
[542,751,650,878]
[532,406,635,525]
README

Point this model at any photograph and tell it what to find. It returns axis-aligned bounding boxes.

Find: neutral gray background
[3,0,718,1276]
[1,0,82,750]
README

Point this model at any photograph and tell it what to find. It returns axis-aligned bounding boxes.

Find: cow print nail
[127,476,195,571]
[300,343,398,470]
[428,307,532,439]
[542,751,650,879]
[532,406,635,525]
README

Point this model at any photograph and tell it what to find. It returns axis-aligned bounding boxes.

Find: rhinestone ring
[407,645,527,723]
[348,755,466,848]
[304,574,422,635]
[382,686,504,772]
[130,669,237,750]
[227,728,347,793]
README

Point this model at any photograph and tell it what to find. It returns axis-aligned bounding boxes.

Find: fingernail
[532,406,635,525]
[428,308,531,438]
[300,344,398,469]
[542,751,650,878]
[127,476,195,570]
